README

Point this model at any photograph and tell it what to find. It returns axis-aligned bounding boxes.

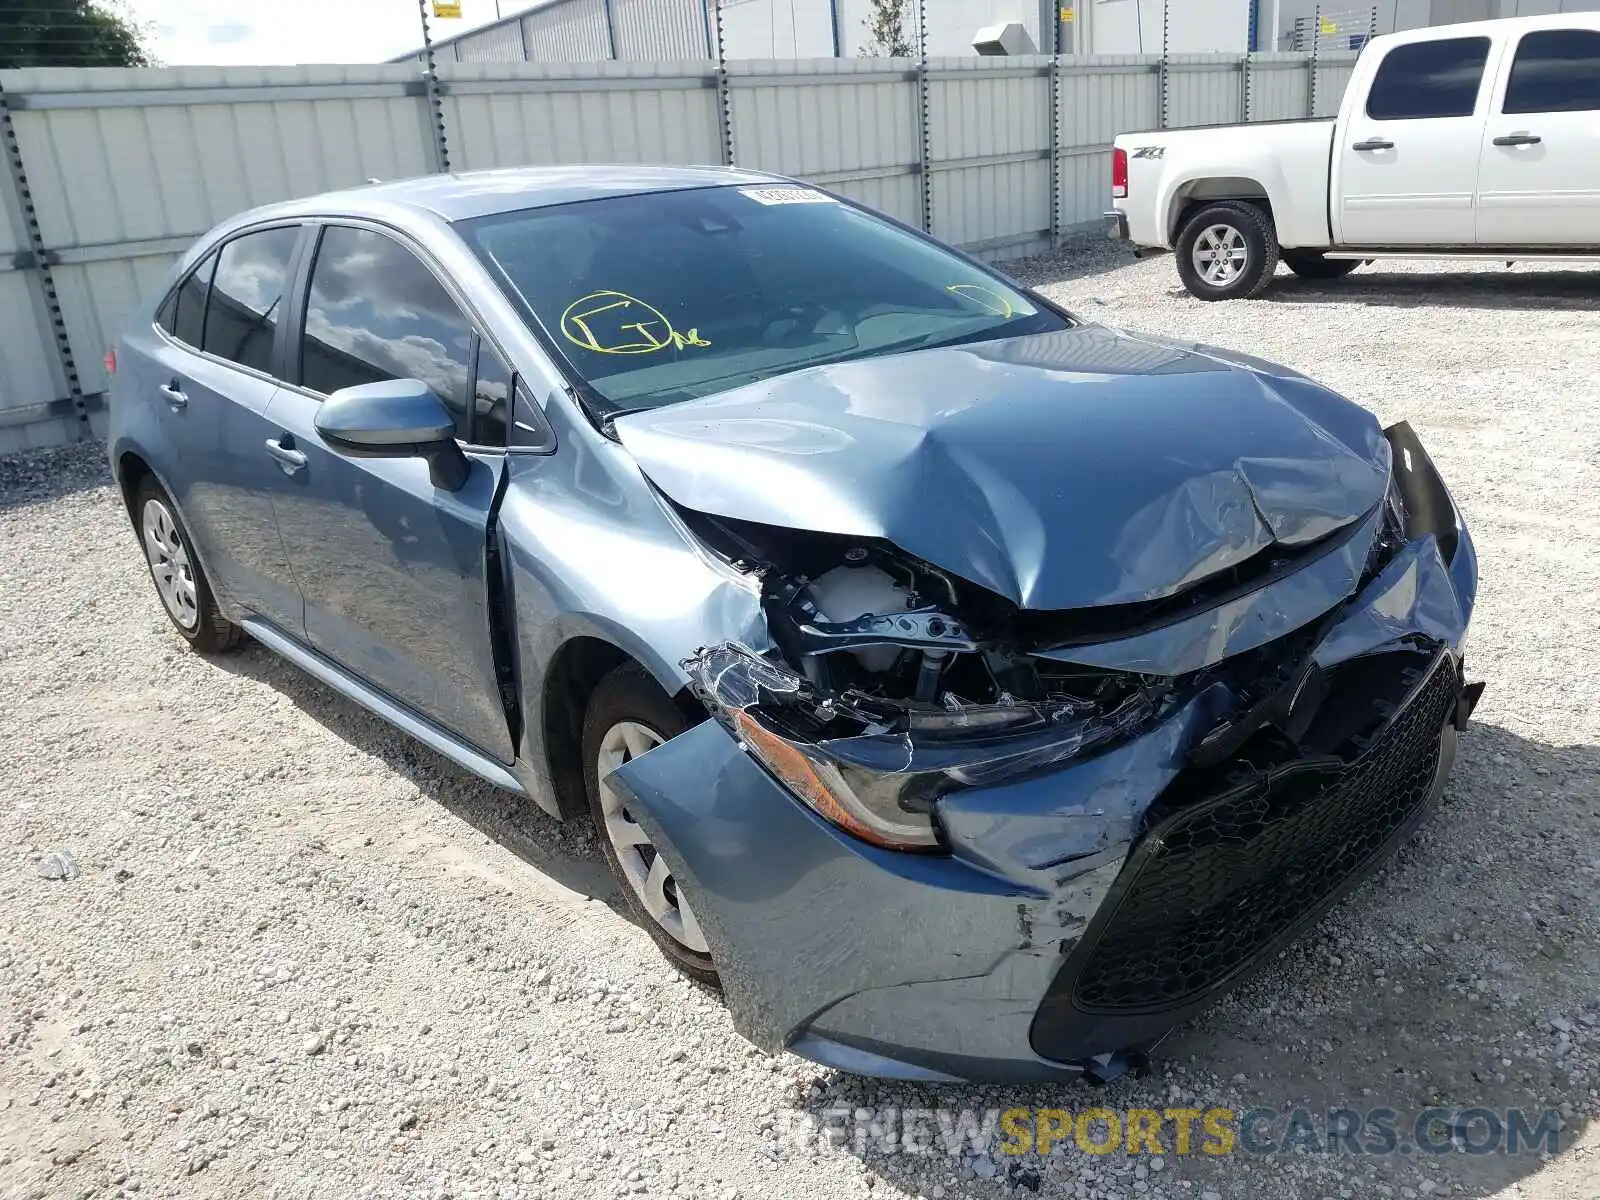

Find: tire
[1174,201,1280,301]
[133,476,243,654]
[582,662,719,988]
[1281,248,1361,281]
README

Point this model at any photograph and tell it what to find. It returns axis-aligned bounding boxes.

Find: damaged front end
[605,421,1482,1084]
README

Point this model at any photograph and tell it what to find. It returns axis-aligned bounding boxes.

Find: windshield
[459,184,1069,416]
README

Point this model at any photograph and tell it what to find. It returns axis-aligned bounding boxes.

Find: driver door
[264,222,515,763]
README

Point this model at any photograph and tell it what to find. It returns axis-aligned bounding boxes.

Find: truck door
[1475,26,1600,246]
[1333,34,1496,246]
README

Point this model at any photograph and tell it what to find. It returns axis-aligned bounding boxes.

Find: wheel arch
[1166,176,1275,245]
[536,633,705,821]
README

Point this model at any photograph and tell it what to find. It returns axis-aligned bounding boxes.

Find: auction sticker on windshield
[738,186,836,206]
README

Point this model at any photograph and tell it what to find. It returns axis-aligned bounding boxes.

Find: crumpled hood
[613,324,1390,611]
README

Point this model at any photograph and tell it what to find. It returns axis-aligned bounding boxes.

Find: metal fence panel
[1165,55,1245,128]
[1314,52,1359,117]
[728,59,921,226]
[927,57,1052,252]
[1248,54,1312,121]
[0,51,1356,451]
[521,0,614,61]
[3,65,433,255]
[1058,57,1159,231]
[439,61,722,171]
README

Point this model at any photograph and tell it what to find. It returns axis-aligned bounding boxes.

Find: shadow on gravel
[0,441,112,512]
[1264,269,1600,312]
[211,641,626,914]
[784,720,1597,1200]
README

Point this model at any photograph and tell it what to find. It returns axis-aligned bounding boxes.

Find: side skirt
[240,616,527,797]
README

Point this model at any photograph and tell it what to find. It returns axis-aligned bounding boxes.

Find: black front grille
[1063,650,1458,1016]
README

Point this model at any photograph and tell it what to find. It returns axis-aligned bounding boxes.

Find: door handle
[1493,132,1541,147]
[159,382,188,410]
[264,437,308,475]
[1352,138,1395,152]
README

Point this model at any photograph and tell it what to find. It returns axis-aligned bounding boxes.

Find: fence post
[916,0,933,234]
[712,0,734,165]
[1158,0,1171,129]
[1241,53,1252,123]
[1048,15,1062,249]
[416,0,452,173]
[0,78,90,442]
[1307,3,1320,118]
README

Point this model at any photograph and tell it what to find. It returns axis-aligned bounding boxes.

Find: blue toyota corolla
[109,165,1481,1084]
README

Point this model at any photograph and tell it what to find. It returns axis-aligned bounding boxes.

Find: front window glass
[299,226,473,437]
[461,185,1067,416]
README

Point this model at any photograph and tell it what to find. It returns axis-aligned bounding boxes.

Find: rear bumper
[1105,208,1129,241]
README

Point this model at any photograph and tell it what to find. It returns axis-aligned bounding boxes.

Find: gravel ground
[4,248,1599,1200]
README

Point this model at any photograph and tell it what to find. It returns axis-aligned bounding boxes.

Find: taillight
[1112,147,1129,200]
[104,346,117,376]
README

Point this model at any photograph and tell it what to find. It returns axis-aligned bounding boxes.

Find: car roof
[247,164,788,226]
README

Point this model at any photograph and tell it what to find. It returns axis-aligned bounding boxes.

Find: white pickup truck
[1106,13,1600,300]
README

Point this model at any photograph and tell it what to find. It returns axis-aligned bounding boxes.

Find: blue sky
[131,0,512,65]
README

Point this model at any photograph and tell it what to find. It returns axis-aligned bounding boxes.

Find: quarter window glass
[1504,30,1600,115]
[202,228,299,373]
[473,343,512,448]
[1366,37,1490,120]
[159,249,217,349]
[299,226,472,437]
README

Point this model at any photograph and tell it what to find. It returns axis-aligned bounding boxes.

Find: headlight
[686,643,1155,853]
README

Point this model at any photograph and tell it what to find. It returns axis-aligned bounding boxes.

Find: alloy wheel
[595,720,710,954]
[1192,224,1250,288]
[141,498,199,630]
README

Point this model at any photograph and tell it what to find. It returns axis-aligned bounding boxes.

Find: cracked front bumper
[607,432,1479,1083]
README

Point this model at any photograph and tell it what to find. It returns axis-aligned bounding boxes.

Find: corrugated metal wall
[522,0,615,61]
[0,53,1354,453]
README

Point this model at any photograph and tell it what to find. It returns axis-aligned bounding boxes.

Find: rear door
[1476,25,1600,245]
[138,225,307,632]
[265,221,516,763]
[1334,33,1497,245]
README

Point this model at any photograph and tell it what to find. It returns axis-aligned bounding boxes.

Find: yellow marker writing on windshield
[560,290,711,356]
[946,283,1015,318]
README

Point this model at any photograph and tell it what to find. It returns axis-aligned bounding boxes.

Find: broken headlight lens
[686,643,1156,853]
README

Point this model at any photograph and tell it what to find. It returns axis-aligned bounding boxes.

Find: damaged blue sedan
[108,165,1481,1085]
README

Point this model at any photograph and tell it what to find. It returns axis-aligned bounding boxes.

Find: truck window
[1366,37,1491,121]
[1503,29,1600,115]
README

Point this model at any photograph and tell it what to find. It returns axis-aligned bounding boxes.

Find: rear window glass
[158,249,217,349]
[202,227,300,374]
[1366,37,1490,120]
[1503,29,1600,115]
[460,185,1066,416]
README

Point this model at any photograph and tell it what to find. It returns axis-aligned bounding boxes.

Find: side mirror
[315,379,471,492]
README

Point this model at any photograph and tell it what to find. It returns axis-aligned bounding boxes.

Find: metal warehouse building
[406,0,1600,63]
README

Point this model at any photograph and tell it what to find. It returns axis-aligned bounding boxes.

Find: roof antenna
[366,177,382,185]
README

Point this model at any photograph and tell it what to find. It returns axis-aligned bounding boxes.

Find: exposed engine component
[802,562,915,674]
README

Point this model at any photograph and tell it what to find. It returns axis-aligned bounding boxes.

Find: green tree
[0,0,156,69]
[859,0,914,57]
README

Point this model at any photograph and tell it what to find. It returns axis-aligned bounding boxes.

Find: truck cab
[1109,13,1600,300]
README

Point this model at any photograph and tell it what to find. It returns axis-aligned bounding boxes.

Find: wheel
[133,476,242,653]
[1281,248,1361,281]
[1174,201,1280,301]
[582,663,719,987]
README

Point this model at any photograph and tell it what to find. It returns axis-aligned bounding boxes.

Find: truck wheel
[582,662,720,989]
[1175,202,1280,301]
[1282,249,1361,281]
